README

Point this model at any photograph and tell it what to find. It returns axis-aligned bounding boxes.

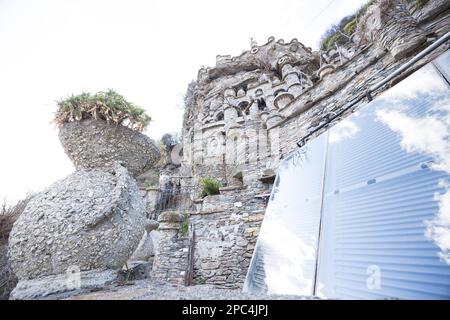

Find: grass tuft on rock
[54,89,151,132]
[319,0,374,50]
[200,178,221,198]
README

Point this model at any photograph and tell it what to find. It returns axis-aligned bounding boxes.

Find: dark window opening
[257,98,267,111]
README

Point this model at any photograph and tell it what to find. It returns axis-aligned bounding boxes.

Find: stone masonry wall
[155,0,450,290]
[150,212,189,286]
[189,187,267,289]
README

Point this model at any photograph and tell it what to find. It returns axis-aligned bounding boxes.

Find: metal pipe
[297,31,450,148]
[370,30,450,93]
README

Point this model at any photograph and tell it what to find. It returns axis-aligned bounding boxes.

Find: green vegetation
[144,181,156,189]
[1,198,29,244]
[180,220,189,237]
[406,0,429,8]
[343,18,357,35]
[199,178,222,197]
[320,0,374,50]
[415,0,429,8]
[54,89,151,132]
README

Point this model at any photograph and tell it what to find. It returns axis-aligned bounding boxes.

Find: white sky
[0,0,367,202]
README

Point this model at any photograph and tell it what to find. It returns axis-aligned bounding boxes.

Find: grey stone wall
[150,212,190,286]
[150,0,450,289]
[190,188,267,289]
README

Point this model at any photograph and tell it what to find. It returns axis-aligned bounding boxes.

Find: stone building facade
[147,0,450,289]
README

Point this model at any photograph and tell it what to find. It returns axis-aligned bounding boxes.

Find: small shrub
[0,198,29,244]
[54,89,151,132]
[416,0,428,8]
[195,276,206,285]
[319,0,374,50]
[199,178,221,197]
[180,220,189,237]
[343,18,357,35]
[144,181,155,189]
[321,32,342,50]
[1,197,30,300]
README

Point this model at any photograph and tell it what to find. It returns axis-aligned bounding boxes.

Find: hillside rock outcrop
[8,164,146,283]
[59,119,160,177]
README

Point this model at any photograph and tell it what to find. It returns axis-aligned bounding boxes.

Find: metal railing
[154,188,196,214]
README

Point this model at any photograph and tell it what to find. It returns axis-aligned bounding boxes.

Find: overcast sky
[0,0,368,202]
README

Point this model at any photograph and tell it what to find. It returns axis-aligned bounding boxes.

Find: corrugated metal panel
[244,133,327,296]
[244,50,450,299]
[317,61,450,299]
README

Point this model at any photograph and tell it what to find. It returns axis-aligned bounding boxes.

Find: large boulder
[59,119,160,177]
[8,164,146,281]
[129,219,159,262]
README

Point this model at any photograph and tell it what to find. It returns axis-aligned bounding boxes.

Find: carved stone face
[358,0,426,60]
[364,6,382,42]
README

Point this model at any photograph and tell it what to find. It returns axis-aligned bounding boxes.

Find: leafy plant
[54,89,151,132]
[1,198,29,245]
[319,0,374,50]
[1,197,30,300]
[199,178,221,197]
[415,0,428,8]
[343,18,357,35]
[144,181,155,189]
[180,220,189,237]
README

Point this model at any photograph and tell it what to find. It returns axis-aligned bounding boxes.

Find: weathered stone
[357,0,426,60]
[158,211,185,223]
[59,119,160,177]
[244,227,260,238]
[147,0,450,290]
[146,219,159,232]
[247,213,264,222]
[119,261,152,281]
[151,216,189,286]
[129,226,155,262]
[10,269,118,300]
[8,164,146,282]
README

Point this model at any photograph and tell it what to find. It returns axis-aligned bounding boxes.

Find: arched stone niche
[274,92,294,110]
[224,104,238,123]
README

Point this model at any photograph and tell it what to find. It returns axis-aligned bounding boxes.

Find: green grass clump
[321,33,342,51]
[319,0,374,50]
[180,220,189,237]
[199,178,221,197]
[416,0,428,8]
[343,18,357,35]
[54,89,151,132]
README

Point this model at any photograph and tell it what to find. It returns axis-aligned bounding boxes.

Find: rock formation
[145,0,450,289]
[9,165,145,280]
[8,117,160,299]
[59,119,160,177]
[129,219,159,262]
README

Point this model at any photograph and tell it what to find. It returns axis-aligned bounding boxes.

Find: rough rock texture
[151,212,189,286]
[10,269,119,300]
[129,219,159,262]
[59,119,160,177]
[119,261,153,281]
[64,280,318,300]
[358,0,426,60]
[8,164,146,281]
[147,0,450,291]
[189,188,265,289]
